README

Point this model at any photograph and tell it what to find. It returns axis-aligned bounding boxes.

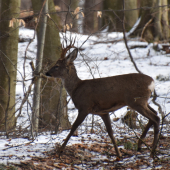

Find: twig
[152,90,168,122]
[141,18,153,39]
[122,0,142,74]
[131,127,160,160]
[79,51,95,79]
[3,141,32,151]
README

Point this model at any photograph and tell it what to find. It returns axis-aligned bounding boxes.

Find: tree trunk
[102,0,138,32]
[161,0,169,40]
[54,0,78,32]
[31,0,71,132]
[32,0,48,135]
[0,0,21,131]
[132,0,170,42]
[83,0,102,34]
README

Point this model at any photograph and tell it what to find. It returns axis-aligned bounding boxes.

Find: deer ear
[66,48,78,63]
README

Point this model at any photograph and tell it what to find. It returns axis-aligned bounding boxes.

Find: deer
[46,45,160,158]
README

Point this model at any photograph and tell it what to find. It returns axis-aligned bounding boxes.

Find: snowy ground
[0,27,170,165]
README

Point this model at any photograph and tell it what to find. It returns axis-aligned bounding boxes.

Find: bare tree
[132,0,170,42]
[32,0,48,135]
[54,0,78,32]
[0,0,21,132]
[31,0,71,132]
[83,0,102,34]
[102,0,139,32]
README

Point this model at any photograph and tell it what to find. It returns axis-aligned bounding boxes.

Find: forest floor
[2,130,170,170]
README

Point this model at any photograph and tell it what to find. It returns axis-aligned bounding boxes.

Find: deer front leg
[100,113,121,158]
[58,109,88,156]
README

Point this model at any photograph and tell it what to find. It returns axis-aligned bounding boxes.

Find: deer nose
[46,72,51,77]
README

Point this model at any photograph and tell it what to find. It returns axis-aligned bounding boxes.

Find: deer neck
[61,66,81,96]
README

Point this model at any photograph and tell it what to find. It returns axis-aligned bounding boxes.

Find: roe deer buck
[46,47,160,158]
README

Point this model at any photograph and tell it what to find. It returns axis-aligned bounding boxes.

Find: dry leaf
[74,7,81,15]
[46,13,51,19]
[58,163,67,167]
[25,143,31,146]
[97,11,102,18]
[12,18,16,22]
[66,24,70,30]
[113,117,120,122]
[9,20,13,27]
[65,159,72,164]
[19,19,25,27]
[76,14,79,19]
[81,12,84,17]
[74,7,83,19]
[116,157,120,161]
[7,138,12,141]
[9,18,17,27]
[53,163,62,168]
[34,17,38,23]
[55,5,61,11]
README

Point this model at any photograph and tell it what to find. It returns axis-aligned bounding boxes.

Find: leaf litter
[10,133,170,170]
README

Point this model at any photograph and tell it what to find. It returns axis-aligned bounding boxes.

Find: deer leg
[58,110,88,155]
[148,106,160,157]
[148,105,157,115]
[138,120,153,151]
[100,113,121,158]
[130,104,160,157]
[138,105,157,151]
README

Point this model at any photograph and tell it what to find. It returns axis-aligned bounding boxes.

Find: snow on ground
[0,27,170,164]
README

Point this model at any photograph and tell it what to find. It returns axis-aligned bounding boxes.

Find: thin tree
[32,0,48,135]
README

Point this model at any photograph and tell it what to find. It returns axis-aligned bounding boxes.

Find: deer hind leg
[130,103,160,157]
[137,120,153,151]
[58,110,88,155]
[100,113,121,158]
[138,105,158,151]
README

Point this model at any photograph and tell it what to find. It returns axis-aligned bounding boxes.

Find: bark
[132,0,170,42]
[21,0,32,10]
[83,0,102,34]
[31,0,71,131]
[32,0,48,135]
[54,0,78,32]
[102,0,138,32]
[161,0,169,40]
[0,0,21,131]
[124,0,139,31]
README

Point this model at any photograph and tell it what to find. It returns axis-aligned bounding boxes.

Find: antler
[61,38,76,58]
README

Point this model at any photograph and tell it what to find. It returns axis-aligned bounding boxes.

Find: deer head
[46,43,78,78]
